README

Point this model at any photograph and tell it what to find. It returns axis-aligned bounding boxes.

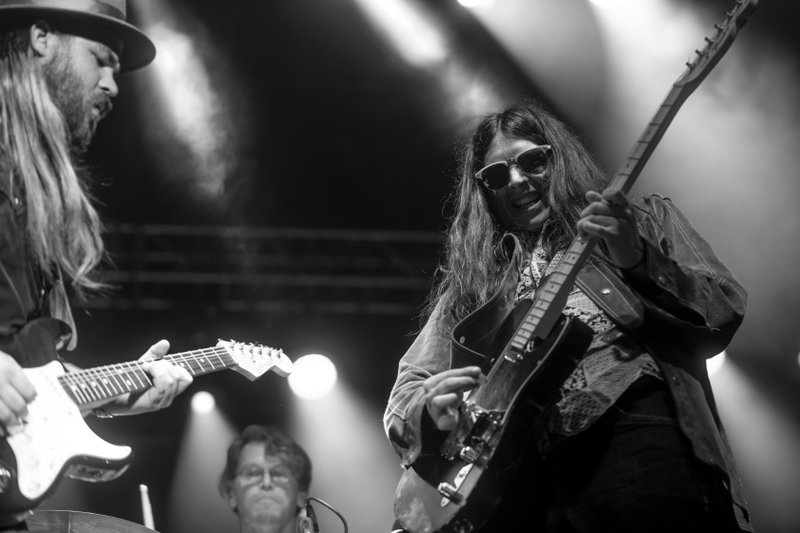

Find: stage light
[131,1,246,212]
[711,362,800,533]
[351,0,446,67]
[588,0,635,9]
[290,386,401,533]
[707,351,727,377]
[191,391,216,413]
[288,354,338,400]
[168,404,238,533]
[457,0,495,9]
[348,0,503,123]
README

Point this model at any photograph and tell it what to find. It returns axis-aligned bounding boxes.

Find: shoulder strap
[450,234,523,368]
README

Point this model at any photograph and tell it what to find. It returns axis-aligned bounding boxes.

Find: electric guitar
[393,1,759,531]
[0,317,293,514]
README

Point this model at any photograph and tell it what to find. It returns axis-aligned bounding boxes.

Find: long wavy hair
[0,27,104,294]
[427,99,608,333]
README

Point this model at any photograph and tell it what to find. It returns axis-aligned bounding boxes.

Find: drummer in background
[219,425,317,533]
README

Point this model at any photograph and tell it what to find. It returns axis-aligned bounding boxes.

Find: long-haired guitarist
[384,99,753,532]
[0,0,191,526]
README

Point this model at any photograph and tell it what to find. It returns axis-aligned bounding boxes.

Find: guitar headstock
[679,0,758,88]
[217,340,293,380]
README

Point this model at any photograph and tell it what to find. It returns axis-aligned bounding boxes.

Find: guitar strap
[450,233,647,371]
[450,234,523,369]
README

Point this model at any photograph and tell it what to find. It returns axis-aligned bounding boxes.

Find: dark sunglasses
[474,144,553,191]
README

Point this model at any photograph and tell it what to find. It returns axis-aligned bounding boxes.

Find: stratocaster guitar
[0,317,293,514]
[394,1,758,531]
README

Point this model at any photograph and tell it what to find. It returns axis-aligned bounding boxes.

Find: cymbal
[28,509,157,533]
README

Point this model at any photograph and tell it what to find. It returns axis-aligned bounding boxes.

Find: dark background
[35,0,800,532]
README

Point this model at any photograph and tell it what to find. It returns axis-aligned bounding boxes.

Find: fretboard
[59,347,235,408]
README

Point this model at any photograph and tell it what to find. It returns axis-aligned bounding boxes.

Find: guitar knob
[451,518,475,533]
[437,482,463,504]
[459,446,479,463]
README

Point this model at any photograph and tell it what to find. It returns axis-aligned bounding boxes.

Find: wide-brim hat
[0,0,155,71]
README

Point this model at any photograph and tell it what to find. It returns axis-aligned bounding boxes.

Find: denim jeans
[481,377,740,532]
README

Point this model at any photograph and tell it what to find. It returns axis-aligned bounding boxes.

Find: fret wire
[81,379,99,402]
[107,362,131,392]
[171,353,194,375]
[107,367,127,394]
[70,367,100,402]
[126,361,150,389]
[90,366,114,400]
[65,380,89,406]
[91,366,112,398]
[58,345,239,404]
[193,350,213,372]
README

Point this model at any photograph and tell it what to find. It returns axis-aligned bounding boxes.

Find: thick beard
[43,49,100,154]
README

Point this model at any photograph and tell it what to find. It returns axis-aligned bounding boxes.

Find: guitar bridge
[458,446,479,463]
[437,482,464,504]
[441,404,501,464]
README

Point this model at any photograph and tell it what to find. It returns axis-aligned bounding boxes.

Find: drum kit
[27,510,156,533]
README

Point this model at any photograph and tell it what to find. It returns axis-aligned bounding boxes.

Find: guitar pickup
[526,335,546,353]
[458,446,480,463]
[437,482,464,504]
[504,334,545,362]
[503,351,523,363]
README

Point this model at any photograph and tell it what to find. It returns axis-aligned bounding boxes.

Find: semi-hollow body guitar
[394,1,758,531]
[0,317,292,515]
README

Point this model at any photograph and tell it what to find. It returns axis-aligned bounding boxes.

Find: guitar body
[0,318,291,516]
[0,320,131,514]
[394,312,593,533]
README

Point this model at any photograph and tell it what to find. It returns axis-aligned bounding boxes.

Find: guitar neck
[610,0,757,194]
[527,81,695,331]
[506,237,594,357]
[58,347,235,409]
[611,83,691,194]
[502,0,758,352]
[506,82,690,352]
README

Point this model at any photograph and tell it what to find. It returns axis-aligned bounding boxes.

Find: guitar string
[58,346,231,405]
[56,343,277,404]
[58,341,280,384]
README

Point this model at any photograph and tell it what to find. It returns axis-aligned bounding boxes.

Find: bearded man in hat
[0,0,192,526]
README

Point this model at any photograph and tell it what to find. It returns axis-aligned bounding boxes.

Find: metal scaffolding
[85,224,443,316]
